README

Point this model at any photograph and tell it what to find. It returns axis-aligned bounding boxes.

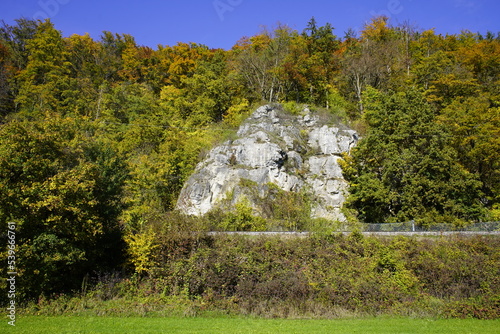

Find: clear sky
[2,0,500,49]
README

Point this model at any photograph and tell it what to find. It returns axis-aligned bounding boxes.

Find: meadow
[5,316,500,334]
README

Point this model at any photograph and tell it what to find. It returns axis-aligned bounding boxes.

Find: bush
[16,234,500,319]
[144,234,499,317]
[444,294,500,319]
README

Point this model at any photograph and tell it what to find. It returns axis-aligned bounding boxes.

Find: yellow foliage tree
[124,228,158,275]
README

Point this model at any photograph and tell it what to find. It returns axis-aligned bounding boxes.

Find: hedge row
[145,233,499,318]
[22,233,500,319]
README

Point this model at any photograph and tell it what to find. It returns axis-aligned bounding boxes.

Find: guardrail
[360,221,500,232]
[206,222,500,236]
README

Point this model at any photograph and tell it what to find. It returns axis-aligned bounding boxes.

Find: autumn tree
[341,17,413,114]
[0,118,128,299]
[458,37,500,95]
[0,41,13,117]
[0,18,38,70]
[0,18,38,117]
[231,25,293,102]
[15,20,72,118]
[439,95,500,218]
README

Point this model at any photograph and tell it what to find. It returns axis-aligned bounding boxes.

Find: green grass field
[3,316,499,334]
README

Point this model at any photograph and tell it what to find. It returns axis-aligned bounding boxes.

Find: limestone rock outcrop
[176,105,358,222]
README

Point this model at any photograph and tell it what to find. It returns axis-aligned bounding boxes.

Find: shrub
[444,294,500,319]
[17,234,500,319]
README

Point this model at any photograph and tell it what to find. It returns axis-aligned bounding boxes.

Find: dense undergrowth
[21,234,500,319]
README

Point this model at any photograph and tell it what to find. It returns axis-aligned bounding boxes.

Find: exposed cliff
[176,105,358,222]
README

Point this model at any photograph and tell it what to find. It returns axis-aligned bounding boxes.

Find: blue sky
[2,0,500,49]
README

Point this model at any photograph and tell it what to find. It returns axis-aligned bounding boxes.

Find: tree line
[0,17,498,299]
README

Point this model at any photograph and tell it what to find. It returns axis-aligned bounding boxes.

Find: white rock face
[176,105,358,221]
[308,126,357,155]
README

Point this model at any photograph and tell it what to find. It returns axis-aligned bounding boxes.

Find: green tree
[341,87,486,225]
[65,33,107,118]
[299,18,341,106]
[15,20,72,118]
[161,52,237,126]
[0,118,128,299]
[98,31,132,83]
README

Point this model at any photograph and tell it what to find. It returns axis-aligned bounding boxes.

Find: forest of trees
[0,17,499,299]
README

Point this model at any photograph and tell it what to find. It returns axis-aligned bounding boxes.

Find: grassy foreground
[4,316,499,334]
